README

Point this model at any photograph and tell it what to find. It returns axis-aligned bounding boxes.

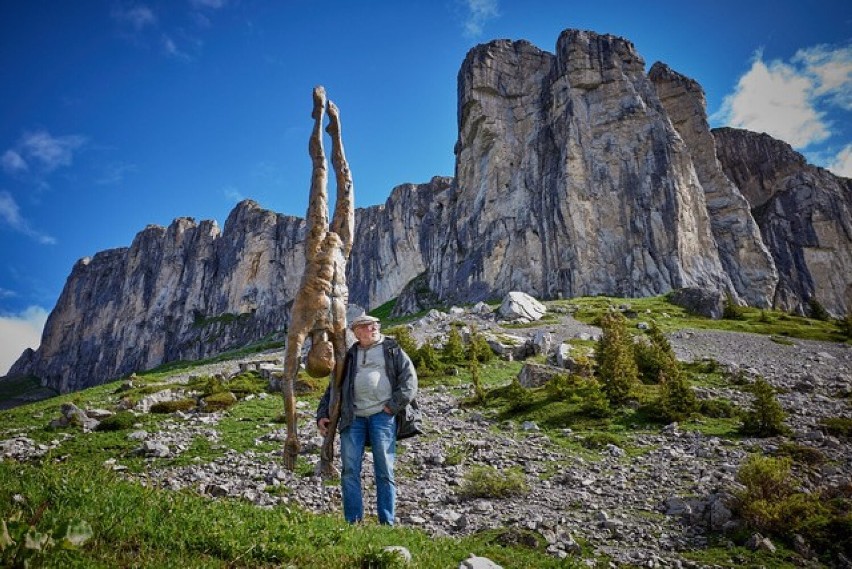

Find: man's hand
[383,405,394,415]
[318,418,330,436]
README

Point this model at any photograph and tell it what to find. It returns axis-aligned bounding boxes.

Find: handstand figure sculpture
[282,86,353,475]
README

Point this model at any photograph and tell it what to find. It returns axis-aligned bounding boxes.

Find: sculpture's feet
[325,100,340,136]
[312,86,327,119]
[283,436,300,471]
[316,459,339,479]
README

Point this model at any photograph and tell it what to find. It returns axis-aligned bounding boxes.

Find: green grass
[0,460,581,568]
[556,295,847,343]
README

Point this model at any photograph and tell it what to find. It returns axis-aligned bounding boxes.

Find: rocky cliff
[713,127,852,315]
[8,28,851,393]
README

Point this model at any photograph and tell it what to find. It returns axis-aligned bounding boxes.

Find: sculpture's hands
[318,417,330,437]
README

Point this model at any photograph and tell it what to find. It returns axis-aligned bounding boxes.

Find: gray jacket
[316,337,417,433]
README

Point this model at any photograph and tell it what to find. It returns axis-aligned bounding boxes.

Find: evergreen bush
[739,378,789,437]
[442,327,466,365]
[94,411,137,431]
[150,399,196,414]
[595,311,639,405]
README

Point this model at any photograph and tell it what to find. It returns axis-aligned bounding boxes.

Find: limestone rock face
[347,177,452,310]
[648,62,778,308]
[11,201,309,393]
[714,127,852,316]
[430,30,733,305]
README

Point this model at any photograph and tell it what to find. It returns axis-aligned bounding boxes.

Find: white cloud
[112,4,157,30]
[713,44,852,151]
[713,51,828,148]
[461,0,499,38]
[827,144,852,178]
[0,191,56,245]
[2,150,28,174]
[0,305,48,376]
[14,130,87,174]
[793,44,852,109]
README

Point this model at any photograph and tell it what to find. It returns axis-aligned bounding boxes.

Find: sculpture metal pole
[282,86,353,475]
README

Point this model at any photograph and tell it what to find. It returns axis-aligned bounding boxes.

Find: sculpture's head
[305,330,335,378]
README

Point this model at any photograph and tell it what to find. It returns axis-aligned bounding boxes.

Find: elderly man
[316,314,417,525]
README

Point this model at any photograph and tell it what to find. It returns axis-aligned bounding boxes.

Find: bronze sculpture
[281,86,353,475]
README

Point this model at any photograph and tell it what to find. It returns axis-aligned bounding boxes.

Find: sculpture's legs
[282,297,312,471]
[326,99,354,257]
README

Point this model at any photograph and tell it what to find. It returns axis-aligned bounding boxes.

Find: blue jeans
[340,411,396,525]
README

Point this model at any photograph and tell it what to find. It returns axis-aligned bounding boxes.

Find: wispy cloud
[827,144,852,178]
[16,130,87,173]
[0,305,48,375]
[190,0,227,9]
[0,288,16,299]
[2,150,28,174]
[111,3,157,31]
[0,191,56,245]
[224,186,245,203]
[96,161,138,185]
[460,0,499,38]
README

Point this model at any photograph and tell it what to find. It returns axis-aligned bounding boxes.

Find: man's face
[353,322,381,346]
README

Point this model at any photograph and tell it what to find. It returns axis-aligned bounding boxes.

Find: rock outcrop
[7,28,851,393]
[430,31,734,304]
[648,62,778,307]
[714,127,852,316]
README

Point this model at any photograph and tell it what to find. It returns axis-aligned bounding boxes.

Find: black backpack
[385,339,424,440]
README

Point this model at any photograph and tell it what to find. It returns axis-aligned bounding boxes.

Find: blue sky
[1,0,850,373]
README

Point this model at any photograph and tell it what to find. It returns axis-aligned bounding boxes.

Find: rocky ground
[2,310,851,567]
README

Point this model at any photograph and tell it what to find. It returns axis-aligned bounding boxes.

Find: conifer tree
[595,311,639,405]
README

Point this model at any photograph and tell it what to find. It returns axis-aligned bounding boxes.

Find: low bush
[149,399,196,414]
[775,442,827,466]
[653,370,698,423]
[581,432,622,450]
[820,417,852,438]
[94,411,137,432]
[202,391,238,411]
[503,377,534,412]
[457,465,529,499]
[739,378,789,437]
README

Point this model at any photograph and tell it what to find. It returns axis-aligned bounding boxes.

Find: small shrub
[467,326,494,363]
[734,455,827,537]
[578,378,612,418]
[820,417,852,438]
[723,294,746,320]
[94,411,137,432]
[809,298,830,321]
[739,378,788,437]
[775,442,827,466]
[634,323,679,384]
[837,312,852,340]
[202,391,238,411]
[504,377,534,412]
[458,465,529,499]
[358,546,409,569]
[150,399,196,414]
[442,327,465,365]
[595,311,639,405]
[415,342,442,373]
[226,372,264,396]
[654,370,698,423]
[387,326,419,366]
